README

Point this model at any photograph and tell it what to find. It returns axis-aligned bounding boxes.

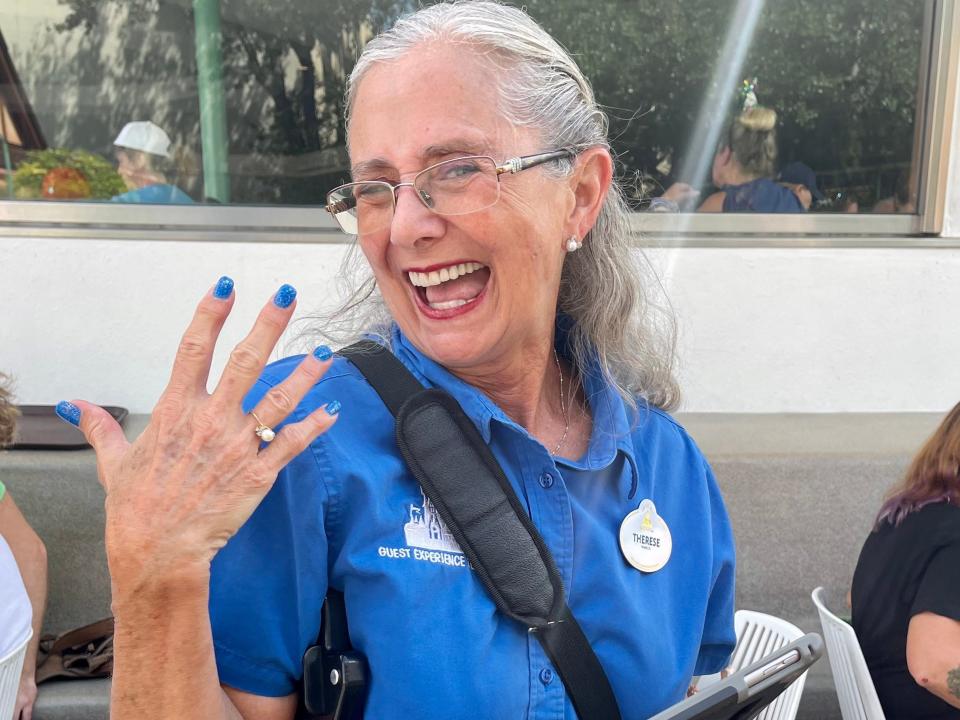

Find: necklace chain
[552,348,570,455]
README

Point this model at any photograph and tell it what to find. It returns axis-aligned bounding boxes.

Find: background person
[58,3,735,719]
[851,401,960,717]
[0,375,48,720]
[110,121,193,204]
[661,106,804,213]
[778,161,824,211]
[873,170,917,214]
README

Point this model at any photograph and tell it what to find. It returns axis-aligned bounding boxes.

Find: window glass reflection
[0,0,928,213]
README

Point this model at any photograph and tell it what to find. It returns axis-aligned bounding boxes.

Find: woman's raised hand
[56,278,339,592]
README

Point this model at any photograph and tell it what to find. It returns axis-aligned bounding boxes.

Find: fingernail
[273,284,297,309]
[325,400,341,416]
[55,401,81,426]
[313,345,333,362]
[213,275,234,300]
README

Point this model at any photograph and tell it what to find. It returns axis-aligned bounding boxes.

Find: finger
[56,400,130,483]
[212,284,298,406]
[256,398,340,474]
[166,276,236,397]
[249,345,335,429]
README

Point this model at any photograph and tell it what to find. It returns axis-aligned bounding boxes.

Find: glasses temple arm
[496,149,575,175]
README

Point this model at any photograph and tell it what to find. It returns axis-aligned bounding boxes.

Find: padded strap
[339,342,622,720]
[395,389,563,626]
[339,340,423,416]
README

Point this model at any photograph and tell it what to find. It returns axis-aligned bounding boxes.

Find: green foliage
[518,0,924,200]
[14,148,126,200]
[39,0,925,205]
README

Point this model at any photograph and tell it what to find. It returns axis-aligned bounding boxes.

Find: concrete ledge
[33,679,111,720]
[1,412,943,720]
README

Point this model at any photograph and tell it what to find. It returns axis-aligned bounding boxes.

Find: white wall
[661,247,960,412]
[2,236,958,414]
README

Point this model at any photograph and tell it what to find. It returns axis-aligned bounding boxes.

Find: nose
[389,183,445,248]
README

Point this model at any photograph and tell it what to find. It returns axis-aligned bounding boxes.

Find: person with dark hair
[778,162,824,211]
[851,402,960,718]
[0,374,48,720]
[660,107,804,213]
[873,170,917,214]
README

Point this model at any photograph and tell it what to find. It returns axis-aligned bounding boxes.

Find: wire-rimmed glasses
[325,149,573,235]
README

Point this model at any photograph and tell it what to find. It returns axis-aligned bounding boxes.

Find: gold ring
[250,411,275,443]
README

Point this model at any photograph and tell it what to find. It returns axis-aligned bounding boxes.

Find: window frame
[0,0,957,246]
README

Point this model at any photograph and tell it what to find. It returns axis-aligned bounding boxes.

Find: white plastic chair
[730,610,808,720]
[695,610,808,720]
[811,586,886,720]
[0,628,31,720]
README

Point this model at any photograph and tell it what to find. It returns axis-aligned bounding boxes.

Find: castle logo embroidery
[404,489,462,554]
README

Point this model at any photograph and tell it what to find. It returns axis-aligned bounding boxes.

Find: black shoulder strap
[340,341,622,720]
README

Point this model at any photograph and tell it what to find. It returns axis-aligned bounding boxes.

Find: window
[0,0,956,238]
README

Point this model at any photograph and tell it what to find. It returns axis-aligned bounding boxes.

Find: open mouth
[407,261,491,315]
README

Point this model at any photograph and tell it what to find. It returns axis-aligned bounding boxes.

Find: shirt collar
[389,323,640,496]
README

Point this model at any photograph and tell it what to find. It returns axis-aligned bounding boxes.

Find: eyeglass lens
[327,156,500,235]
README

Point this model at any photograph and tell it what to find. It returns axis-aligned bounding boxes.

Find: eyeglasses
[325,149,573,235]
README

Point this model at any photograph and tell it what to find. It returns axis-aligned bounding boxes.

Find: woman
[110,120,193,204]
[851,402,960,718]
[55,3,735,719]
[661,106,804,213]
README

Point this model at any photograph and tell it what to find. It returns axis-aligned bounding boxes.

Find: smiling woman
[57,3,735,720]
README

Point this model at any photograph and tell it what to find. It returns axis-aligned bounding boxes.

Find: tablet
[11,405,128,450]
[648,633,823,720]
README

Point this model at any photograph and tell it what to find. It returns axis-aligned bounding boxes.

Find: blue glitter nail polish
[314,345,333,362]
[213,276,234,300]
[273,284,297,309]
[325,400,341,416]
[55,401,81,427]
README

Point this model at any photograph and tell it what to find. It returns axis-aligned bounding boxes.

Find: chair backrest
[0,629,31,720]
[730,610,808,720]
[811,586,886,720]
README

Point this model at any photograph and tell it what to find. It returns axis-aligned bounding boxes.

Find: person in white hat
[111,121,193,204]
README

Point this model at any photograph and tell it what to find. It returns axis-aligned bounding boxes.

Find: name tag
[619,499,672,573]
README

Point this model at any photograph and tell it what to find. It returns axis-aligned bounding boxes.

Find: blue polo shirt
[209,326,735,719]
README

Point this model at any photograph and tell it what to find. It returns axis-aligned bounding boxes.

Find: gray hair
[306,0,679,411]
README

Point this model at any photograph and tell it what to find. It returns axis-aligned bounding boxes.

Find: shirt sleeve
[694,457,737,675]
[910,540,960,622]
[208,391,332,697]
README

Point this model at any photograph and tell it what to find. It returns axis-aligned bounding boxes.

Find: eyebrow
[350,158,395,179]
[351,138,497,179]
[422,140,495,160]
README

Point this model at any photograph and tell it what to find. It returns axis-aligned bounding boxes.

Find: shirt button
[539,667,554,685]
[538,472,554,489]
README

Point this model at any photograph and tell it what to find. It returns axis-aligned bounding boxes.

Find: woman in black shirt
[852,402,960,719]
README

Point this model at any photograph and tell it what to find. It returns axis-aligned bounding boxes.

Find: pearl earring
[566,235,580,252]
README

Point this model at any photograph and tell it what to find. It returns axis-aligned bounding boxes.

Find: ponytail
[725,105,778,178]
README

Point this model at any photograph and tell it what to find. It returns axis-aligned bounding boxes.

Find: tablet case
[10,405,128,450]
[648,633,823,720]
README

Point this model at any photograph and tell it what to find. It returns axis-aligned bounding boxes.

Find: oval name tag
[619,498,672,573]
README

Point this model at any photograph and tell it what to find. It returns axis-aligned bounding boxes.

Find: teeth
[428,298,471,310]
[408,262,485,287]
